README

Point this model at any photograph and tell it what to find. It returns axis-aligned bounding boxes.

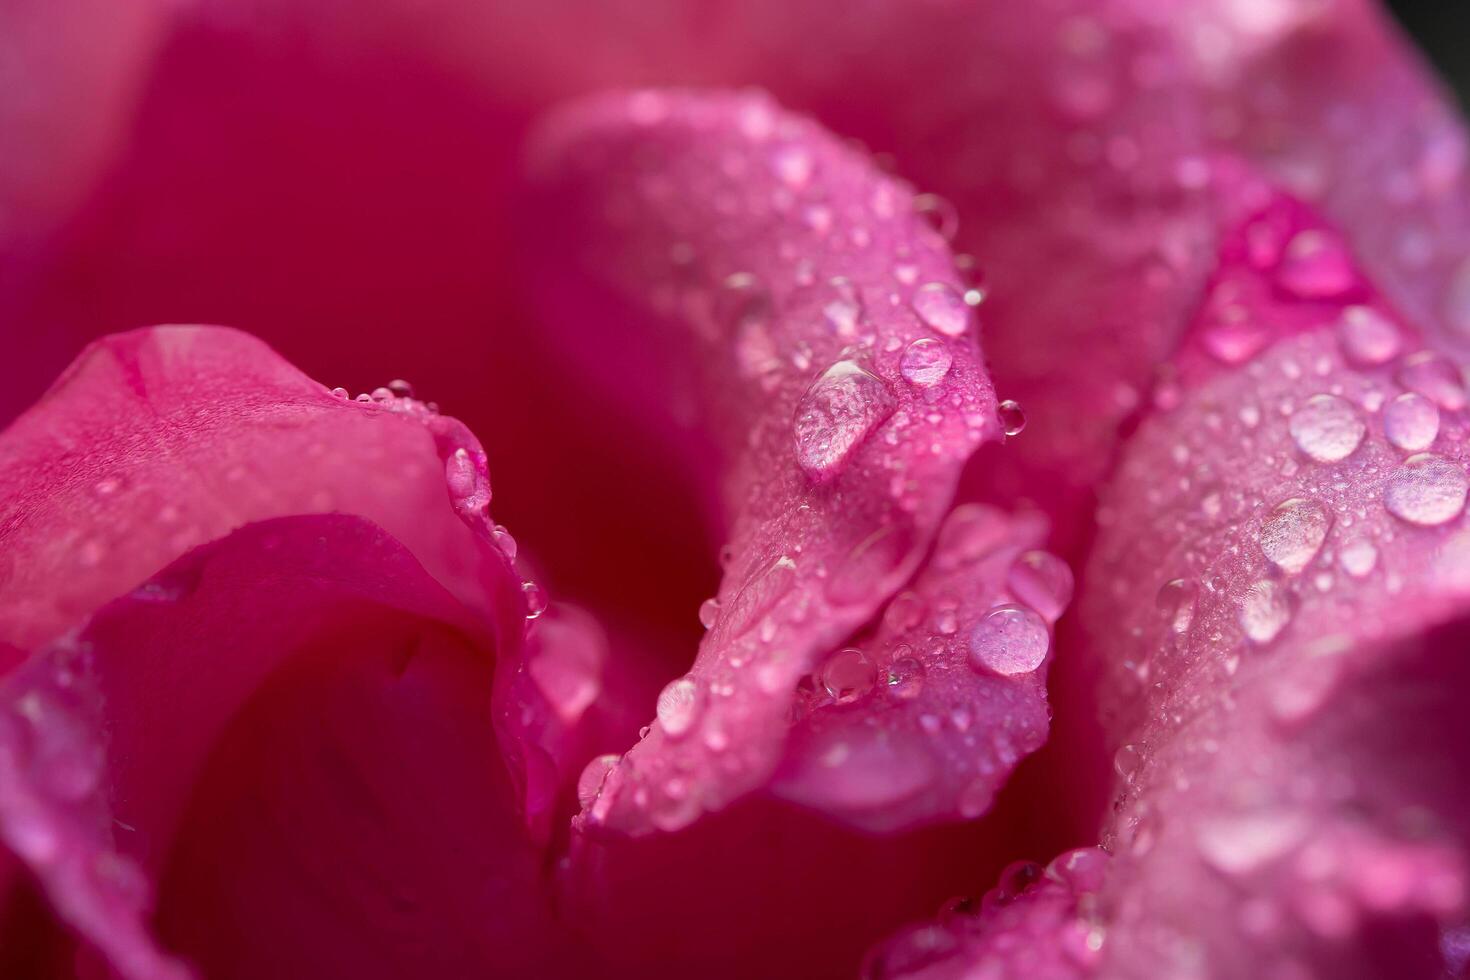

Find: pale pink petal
[527,89,1004,836]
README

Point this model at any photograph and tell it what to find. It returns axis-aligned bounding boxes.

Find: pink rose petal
[0,327,582,975]
[526,89,1004,836]
[1079,183,1470,976]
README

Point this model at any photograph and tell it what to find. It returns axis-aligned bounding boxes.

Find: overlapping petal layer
[866,180,1470,978]
[0,327,574,976]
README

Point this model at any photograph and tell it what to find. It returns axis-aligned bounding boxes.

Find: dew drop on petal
[912,282,972,337]
[656,676,701,738]
[793,360,895,481]
[1275,230,1356,299]
[1007,550,1074,621]
[576,754,620,810]
[913,193,959,241]
[1258,497,1332,574]
[884,653,925,700]
[820,648,878,704]
[1336,306,1401,366]
[698,597,721,630]
[1383,453,1469,526]
[968,604,1050,675]
[1156,578,1198,634]
[1240,580,1293,644]
[1338,538,1379,578]
[998,399,1027,436]
[899,338,953,387]
[522,581,547,620]
[1288,394,1364,463]
[1397,351,1467,411]
[1383,392,1440,452]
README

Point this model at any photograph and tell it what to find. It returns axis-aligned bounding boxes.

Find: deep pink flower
[3,1,1470,978]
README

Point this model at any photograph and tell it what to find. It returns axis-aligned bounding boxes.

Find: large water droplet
[1397,351,1467,411]
[793,360,895,481]
[1007,550,1074,621]
[912,283,972,337]
[1383,392,1440,452]
[820,648,877,704]
[1383,453,1469,526]
[1196,811,1308,876]
[1240,580,1293,643]
[576,754,620,809]
[1275,230,1356,299]
[1288,394,1364,463]
[998,400,1027,436]
[1336,306,1401,366]
[656,676,701,738]
[1156,578,1198,635]
[899,338,953,387]
[1258,497,1332,574]
[968,604,1050,675]
[698,597,721,630]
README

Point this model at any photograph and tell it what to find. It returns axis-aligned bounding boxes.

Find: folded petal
[868,178,1470,978]
[1081,180,1470,977]
[0,327,573,975]
[527,89,1004,835]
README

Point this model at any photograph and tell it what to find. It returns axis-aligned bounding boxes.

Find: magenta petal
[1177,0,1470,357]
[0,327,580,974]
[527,90,1004,835]
[1073,185,1470,975]
[0,325,524,651]
[771,505,1058,832]
[3,515,569,978]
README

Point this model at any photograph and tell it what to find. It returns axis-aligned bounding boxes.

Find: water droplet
[899,338,953,387]
[1288,394,1364,463]
[1240,579,1293,643]
[1259,497,1332,574]
[1196,811,1307,876]
[522,581,547,620]
[998,400,1027,436]
[1338,538,1378,577]
[912,283,972,337]
[1007,550,1074,621]
[1114,743,1143,782]
[884,654,925,700]
[329,386,349,399]
[968,604,1050,675]
[793,360,895,481]
[656,676,701,738]
[1276,230,1356,299]
[698,598,721,629]
[1384,453,1469,526]
[820,649,877,704]
[884,592,925,632]
[1384,392,1440,452]
[1337,307,1401,366]
[491,524,518,561]
[913,193,959,241]
[1156,579,1198,634]
[576,754,620,810]
[1203,318,1269,365]
[821,277,864,337]
[771,145,814,187]
[1397,351,1467,411]
[445,448,477,499]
